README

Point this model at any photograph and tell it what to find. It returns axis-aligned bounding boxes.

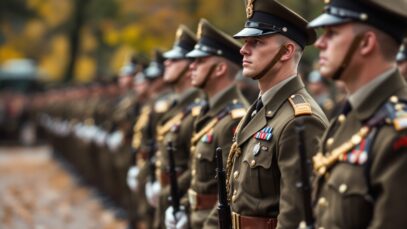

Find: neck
[344,57,396,94]
[204,76,231,98]
[173,79,191,94]
[258,63,297,94]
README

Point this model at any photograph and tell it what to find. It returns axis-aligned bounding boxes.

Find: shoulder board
[154,99,170,113]
[189,99,204,117]
[288,94,312,116]
[228,100,247,119]
[387,96,407,131]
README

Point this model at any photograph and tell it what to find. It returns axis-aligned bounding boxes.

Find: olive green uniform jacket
[154,88,204,229]
[229,76,328,229]
[313,69,407,229]
[188,84,249,229]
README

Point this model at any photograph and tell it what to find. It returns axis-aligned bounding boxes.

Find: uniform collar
[349,68,406,121]
[261,75,296,104]
[207,83,239,117]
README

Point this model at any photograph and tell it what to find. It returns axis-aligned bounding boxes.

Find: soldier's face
[164,59,191,83]
[314,24,354,79]
[190,56,215,88]
[240,35,281,78]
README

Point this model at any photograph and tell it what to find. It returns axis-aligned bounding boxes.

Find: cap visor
[163,48,186,59]
[186,49,211,59]
[233,27,279,38]
[308,13,352,28]
[397,53,407,62]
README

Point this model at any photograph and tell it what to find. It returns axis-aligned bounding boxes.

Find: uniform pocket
[326,163,373,229]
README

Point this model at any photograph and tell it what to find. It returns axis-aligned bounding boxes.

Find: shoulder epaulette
[228,99,246,119]
[154,99,170,113]
[288,94,312,116]
[386,96,407,131]
[189,99,204,117]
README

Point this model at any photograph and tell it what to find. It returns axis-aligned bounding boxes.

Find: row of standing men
[38,0,407,228]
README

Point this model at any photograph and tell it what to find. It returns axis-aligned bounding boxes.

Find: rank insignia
[254,126,273,141]
[201,132,213,143]
[246,0,255,18]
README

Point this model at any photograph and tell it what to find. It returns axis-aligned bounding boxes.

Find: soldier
[145,25,203,229]
[397,38,407,79]
[227,0,329,228]
[308,0,407,228]
[164,18,249,229]
[128,51,174,229]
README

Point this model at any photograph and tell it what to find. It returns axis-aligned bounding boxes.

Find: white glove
[165,206,188,229]
[145,181,161,208]
[106,130,124,152]
[126,166,140,192]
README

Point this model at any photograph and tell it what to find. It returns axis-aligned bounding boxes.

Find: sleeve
[277,115,326,229]
[368,131,407,228]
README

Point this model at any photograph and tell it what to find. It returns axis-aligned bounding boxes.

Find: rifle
[167,141,180,216]
[216,147,232,229]
[147,111,156,182]
[295,119,315,229]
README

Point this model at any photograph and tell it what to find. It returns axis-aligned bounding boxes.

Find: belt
[158,168,184,186]
[231,212,277,229]
[188,189,218,210]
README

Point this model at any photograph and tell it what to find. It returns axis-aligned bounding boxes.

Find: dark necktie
[251,97,263,118]
[341,99,352,116]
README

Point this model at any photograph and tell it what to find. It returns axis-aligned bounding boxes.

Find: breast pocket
[325,163,373,229]
[195,140,216,181]
[241,139,276,197]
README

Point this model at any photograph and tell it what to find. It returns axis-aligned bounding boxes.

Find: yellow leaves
[110,46,135,74]
[81,28,97,53]
[39,35,68,81]
[33,0,72,28]
[23,20,46,42]
[74,56,96,82]
[121,24,142,45]
[0,46,23,63]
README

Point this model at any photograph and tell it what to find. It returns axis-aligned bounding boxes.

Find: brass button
[233,171,239,180]
[190,146,196,152]
[198,153,202,159]
[351,135,361,145]
[338,114,346,123]
[192,169,196,176]
[250,160,256,167]
[232,195,237,203]
[233,190,237,195]
[318,227,325,229]
[339,184,348,193]
[326,138,334,147]
[318,197,328,208]
[390,96,398,103]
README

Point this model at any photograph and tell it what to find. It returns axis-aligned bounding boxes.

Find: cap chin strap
[169,62,190,85]
[332,33,364,80]
[253,45,288,80]
[196,63,218,89]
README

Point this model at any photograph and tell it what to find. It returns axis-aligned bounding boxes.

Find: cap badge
[246,0,255,19]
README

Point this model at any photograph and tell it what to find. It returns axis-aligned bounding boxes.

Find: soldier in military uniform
[144,25,203,229]
[164,18,249,229]
[308,0,407,228]
[226,0,329,228]
[397,38,407,79]
[128,51,174,229]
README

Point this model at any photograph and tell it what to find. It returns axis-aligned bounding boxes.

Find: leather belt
[231,212,277,229]
[158,169,183,186]
[188,189,218,210]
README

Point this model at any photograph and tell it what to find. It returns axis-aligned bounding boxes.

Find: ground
[0,145,127,229]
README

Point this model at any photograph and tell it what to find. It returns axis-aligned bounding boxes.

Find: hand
[165,206,188,229]
[126,166,140,192]
[145,181,161,208]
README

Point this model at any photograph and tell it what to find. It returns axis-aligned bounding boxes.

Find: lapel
[237,76,305,145]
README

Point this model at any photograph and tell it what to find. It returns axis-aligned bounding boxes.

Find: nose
[164,59,171,67]
[314,35,326,50]
[190,59,198,70]
[240,42,250,56]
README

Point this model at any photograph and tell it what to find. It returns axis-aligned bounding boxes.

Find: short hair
[353,23,399,61]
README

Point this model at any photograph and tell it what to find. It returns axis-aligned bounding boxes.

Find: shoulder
[286,92,329,125]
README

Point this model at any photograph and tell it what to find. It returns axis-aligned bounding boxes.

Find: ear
[280,43,295,61]
[359,31,376,56]
[214,62,227,78]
